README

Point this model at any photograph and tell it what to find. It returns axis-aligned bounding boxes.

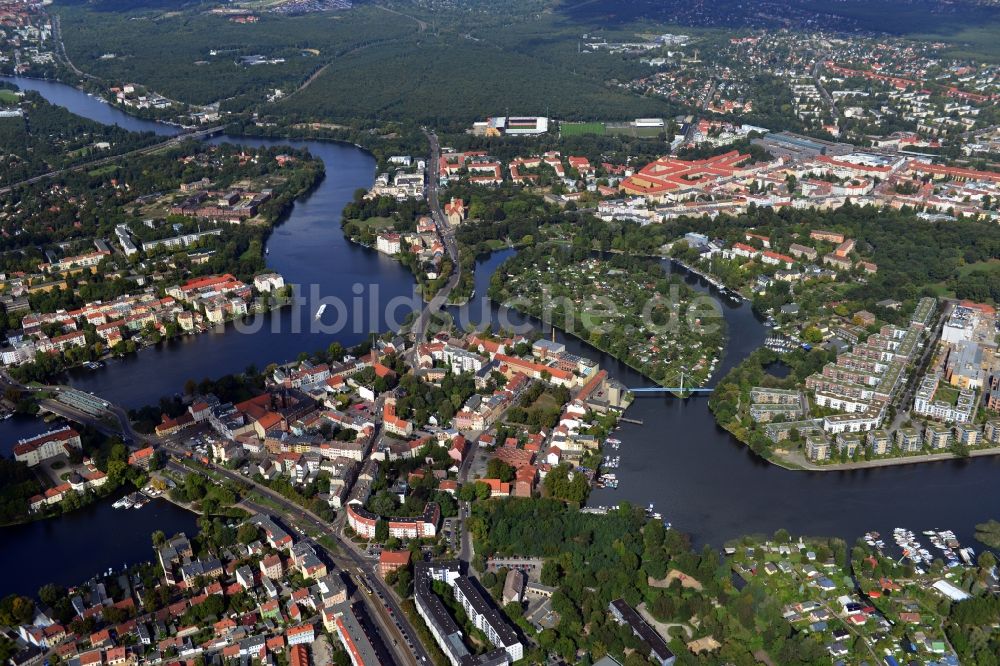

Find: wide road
[160,442,431,666]
[812,56,838,116]
[406,130,460,363]
[0,374,431,666]
[235,498,419,666]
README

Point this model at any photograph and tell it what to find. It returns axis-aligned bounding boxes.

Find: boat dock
[619,416,644,425]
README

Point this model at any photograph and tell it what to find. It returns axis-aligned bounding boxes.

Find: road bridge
[628,387,714,393]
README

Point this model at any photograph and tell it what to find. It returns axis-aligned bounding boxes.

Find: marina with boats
[596,436,621,489]
[669,258,748,305]
[863,528,978,570]
[111,488,161,511]
[590,435,671,527]
[4,75,1000,601]
[763,335,799,353]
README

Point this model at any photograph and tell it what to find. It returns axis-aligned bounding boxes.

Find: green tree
[237,524,259,545]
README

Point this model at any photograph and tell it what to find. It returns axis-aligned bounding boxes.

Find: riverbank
[0,489,198,597]
[782,445,1000,471]
[340,232,442,303]
[14,74,1000,556]
[669,256,754,304]
[488,249,728,391]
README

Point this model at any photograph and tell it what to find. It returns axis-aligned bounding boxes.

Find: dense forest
[0,88,162,186]
[55,4,418,109]
[0,458,43,525]
[947,593,1000,663]
[56,1,679,126]
[274,39,675,129]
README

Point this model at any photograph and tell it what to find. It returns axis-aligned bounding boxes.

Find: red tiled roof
[379,550,411,566]
[13,427,79,456]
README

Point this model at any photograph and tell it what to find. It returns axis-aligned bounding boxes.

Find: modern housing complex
[414,561,522,666]
[796,297,1000,462]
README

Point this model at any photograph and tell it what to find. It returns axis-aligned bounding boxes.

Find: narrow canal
[2,78,999,598]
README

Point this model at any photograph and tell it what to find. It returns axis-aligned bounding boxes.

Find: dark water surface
[3,77,999,586]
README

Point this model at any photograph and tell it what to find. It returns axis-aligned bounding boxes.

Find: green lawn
[483,239,509,251]
[88,165,118,177]
[0,90,20,104]
[929,259,1000,297]
[957,259,1000,277]
[525,390,562,413]
[935,384,961,406]
[354,216,396,229]
[604,122,665,138]
[559,121,606,137]
[927,282,954,298]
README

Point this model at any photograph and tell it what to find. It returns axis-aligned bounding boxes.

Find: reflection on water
[5,76,1000,554]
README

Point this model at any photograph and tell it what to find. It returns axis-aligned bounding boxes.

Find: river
[4,76,1000,584]
[2,76,418,409]
[449,250,1000,549]
[0,485,198,598]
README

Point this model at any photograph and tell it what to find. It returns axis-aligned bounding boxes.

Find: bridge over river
[628,387,714,393]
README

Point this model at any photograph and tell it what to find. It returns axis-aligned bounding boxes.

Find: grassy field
[482,239,509,251]
[957,259,1000,277]
[929,259,1000,297]
[559,121,606,137]
[353,216,396,229]
[927,282,953,298]
[527,390,562,412]
[87,164,118,177]
[0,90,20,104]
[604,122,665,138]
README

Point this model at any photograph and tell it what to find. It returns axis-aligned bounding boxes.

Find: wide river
[3,77,1000,598]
